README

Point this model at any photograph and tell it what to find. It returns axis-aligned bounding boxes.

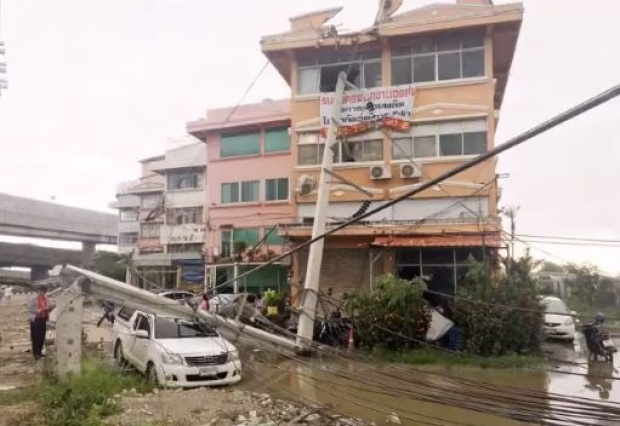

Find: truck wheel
[146,362,159,387]
[114,341,126,367]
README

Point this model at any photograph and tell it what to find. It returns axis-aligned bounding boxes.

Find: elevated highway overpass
[0,193,118,279]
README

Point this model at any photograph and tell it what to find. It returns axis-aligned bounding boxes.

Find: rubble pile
[105,388,373,426]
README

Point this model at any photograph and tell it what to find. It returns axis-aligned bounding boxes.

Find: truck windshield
[154,317,218,339]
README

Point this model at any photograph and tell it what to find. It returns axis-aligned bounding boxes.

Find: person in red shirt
[27,285,54,360]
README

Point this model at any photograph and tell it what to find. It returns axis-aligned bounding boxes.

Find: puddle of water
[240,337,620,426]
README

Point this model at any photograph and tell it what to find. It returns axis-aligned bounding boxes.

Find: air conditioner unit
[369,165,391,180]
[296,174,317,196]
[400,163,422,179]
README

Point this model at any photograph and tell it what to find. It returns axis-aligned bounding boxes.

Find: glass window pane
[391,57,412,85]
[277,178,289,200]
[414,123,437,137]
[463,132,487,155]
[438,52,461,80]
[320,64,349,92]
[297,67,319,94]
[392,137,413,160]
[413,136,437,158]
[265,229,286,246]
[436,35,460,52]
[364,140,383,161]
[265,128,290,152]
[412,37,435,54]
[298,133,320,144]
[360,50,381,60]
[363,61,382,88]
[233,228,259,246]
[221,182,239,204]
[462,49,485,78]
[461,119,486,132]
[298,145,318,165]
[413,55,435,83]
[221,132,260,157]
[439,134,463,156]
[438,121,462,133]
[422,248,454,264]
[265,179,276,201]
[391,45,411,57]
[462,31,485,48]
[241,181,259,202]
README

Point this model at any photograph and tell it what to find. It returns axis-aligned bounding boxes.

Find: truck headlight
[228,351,240,361]
[161,352,183,365]
[563,318,573,326]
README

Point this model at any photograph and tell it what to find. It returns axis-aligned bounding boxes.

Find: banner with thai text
[320,85,415,136]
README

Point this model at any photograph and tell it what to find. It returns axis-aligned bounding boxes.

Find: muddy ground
[0,292,372,426]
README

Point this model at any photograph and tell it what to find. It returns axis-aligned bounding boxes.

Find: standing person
[198,293,210,311]
[27,285,54,360]
[256,293,263,311]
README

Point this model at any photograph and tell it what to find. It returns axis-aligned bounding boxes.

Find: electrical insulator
[351,200,372,218]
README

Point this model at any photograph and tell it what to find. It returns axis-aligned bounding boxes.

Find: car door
[131,313,151,372]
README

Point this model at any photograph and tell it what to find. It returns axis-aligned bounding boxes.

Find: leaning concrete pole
[296,71,347,349]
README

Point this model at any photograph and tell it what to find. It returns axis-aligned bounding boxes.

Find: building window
[265,178,289,201]
[265,128,290,153]
[297,50,382,95]
[167,243,203,253]
[221,180,260,204]
[220,131,260,158]
[221,228,260,257]
[141,194,162,209]
[391,30,485,85]
[166,207,203,225]
[119,232,138,245]
[338,139,383,162]
[119,209,138,222]
[167,170,201,190]
[264,227,287,246]
[141,223,161,239]
[392,119,487,159]
[297,132,383,165]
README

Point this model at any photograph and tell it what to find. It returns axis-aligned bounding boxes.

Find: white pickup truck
[112,307,242,388]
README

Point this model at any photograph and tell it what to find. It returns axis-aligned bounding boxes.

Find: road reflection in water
[241,336,620,426]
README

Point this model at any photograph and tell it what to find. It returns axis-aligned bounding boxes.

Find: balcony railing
[281,216,501,229]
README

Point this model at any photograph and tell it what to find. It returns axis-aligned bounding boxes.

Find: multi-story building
[260,0,523,298]
[187,99,295,294]
[111,143,206,290]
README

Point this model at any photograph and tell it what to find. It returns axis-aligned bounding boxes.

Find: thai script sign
[320,85,415,136]
[161,224,206,244]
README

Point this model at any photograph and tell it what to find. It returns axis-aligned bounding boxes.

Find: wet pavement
[240,337,620,426]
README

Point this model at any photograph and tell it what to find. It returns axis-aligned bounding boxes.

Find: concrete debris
[104,388,374,426]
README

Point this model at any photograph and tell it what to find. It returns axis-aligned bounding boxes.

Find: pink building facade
[188,99,294,294]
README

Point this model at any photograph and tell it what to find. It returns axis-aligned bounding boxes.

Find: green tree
[455,254,543,357]
[539,261,564,273]
[344,275,430,351]
[565,263,600,306]
[87,251,129,282]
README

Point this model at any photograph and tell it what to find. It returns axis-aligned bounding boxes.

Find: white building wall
[297,197,489,222]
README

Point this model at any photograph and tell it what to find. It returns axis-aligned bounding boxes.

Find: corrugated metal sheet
[372,234,502,248]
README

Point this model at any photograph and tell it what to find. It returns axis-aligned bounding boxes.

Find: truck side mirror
[136,329,149,339]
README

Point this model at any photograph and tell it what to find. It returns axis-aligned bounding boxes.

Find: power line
[517,234,620,244]
[517,239,620,248]
[211,83,620,292]
[222,60,270,125]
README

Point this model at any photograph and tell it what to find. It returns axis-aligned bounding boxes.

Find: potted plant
[262,289,281,317]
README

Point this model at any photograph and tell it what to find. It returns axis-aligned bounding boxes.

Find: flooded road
[240,337,620,426]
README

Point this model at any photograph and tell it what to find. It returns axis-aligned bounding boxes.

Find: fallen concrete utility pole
[63,265,299,353]
[296,71,347,348]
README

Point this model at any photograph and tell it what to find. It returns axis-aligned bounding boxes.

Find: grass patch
[17,358,152,426]
[0,386,37,406]
[370,346,543,369]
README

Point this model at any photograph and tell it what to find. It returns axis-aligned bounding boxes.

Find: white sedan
[541,296,577,341]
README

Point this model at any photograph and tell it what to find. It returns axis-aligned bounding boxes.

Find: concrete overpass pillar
[81,242,96,265]
[31,265,50,281]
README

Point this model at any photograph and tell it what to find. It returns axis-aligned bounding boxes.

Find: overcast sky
[0,0,618,273]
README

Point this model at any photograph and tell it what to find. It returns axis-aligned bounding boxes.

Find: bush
[344,275,430,350]
[36,358,152,426]
[455,256,543,357]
